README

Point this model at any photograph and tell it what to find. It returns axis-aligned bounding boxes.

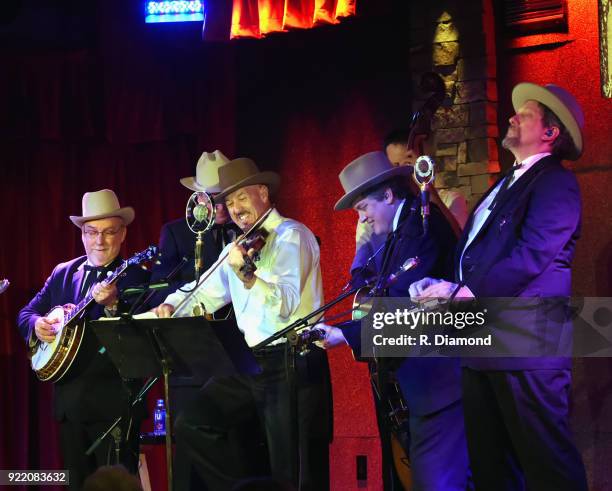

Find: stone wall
[409,0,499,209]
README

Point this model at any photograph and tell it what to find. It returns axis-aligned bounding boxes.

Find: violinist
[318,151,470,490]
[155,158,332,491]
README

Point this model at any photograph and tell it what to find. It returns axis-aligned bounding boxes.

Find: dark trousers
[174,345,331,491]
[409,399,469,491]
[59,417,140,491]
[461,368,587,491]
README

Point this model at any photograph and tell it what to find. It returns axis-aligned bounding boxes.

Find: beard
[502,127,519,150]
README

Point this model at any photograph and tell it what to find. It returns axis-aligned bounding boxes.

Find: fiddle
[171,207,273,317]
[237,228,269,278]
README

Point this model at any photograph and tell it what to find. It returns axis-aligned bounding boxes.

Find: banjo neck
[66,260,130,324]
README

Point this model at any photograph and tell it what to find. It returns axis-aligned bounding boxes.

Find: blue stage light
[145,1,205,24]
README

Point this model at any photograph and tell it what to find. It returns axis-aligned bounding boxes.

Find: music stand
[90,316,261,491]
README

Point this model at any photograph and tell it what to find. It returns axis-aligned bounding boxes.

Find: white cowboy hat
[69,189,135,228]
[213,158,280,202]
[334,151,412,211]
[512,82,584,160]
[180,150,230,193]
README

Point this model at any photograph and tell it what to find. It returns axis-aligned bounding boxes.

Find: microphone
[185,192,216,281]
[414,155,435,235]
[193,202,211,223]
[186,192,216,234]
[386,257,420,285]
[370,256,420,296]
[126,256,191,315]
[122,282,170,296]
[0,279,9,295]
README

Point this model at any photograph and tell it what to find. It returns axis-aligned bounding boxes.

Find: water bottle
[153,398,166,436]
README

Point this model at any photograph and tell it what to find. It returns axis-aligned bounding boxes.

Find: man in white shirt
[156,158,331,491]
[410,83,588,490]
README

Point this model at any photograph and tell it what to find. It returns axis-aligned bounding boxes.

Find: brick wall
[409,0,500,209]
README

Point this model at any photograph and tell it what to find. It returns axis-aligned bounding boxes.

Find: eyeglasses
[82,227,123,240]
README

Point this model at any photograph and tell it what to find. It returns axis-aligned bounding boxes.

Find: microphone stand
[85,376,157,459]
[194,231,204,284]
[128,256,190,316]
[86,256,190,485]
[253,247,419,489]
[252,283,367,350]
[420,181,430,236]
[414,155,435,237]
[343,241,386,292]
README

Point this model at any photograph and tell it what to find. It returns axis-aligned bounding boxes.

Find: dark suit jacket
[17,255,150,423]
[345,198,462,416]
[149,218,240,305]
[458,155,581,370]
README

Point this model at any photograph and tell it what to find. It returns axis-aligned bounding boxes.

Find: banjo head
[30,306,66,373]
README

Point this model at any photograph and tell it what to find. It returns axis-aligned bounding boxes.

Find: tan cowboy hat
[213,158,280,202]
[335,151,412,211]
[69,189,135,228]
[512,82,584,160]
[180,150,230,193]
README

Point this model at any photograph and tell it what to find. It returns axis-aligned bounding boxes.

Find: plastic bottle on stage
[153,399,166,436]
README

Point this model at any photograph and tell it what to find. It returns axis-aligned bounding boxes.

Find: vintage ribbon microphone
[172,207,273,318]
[185,191,216,282]
[413,155,436,235]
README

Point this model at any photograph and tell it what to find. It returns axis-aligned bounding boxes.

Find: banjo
[30,245,158,382]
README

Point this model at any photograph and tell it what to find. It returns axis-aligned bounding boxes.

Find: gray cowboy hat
[512,82,584,160]
[69,189,135,228]
[180,149,231,193]
[335,151,412,211]
[213,158,280,202]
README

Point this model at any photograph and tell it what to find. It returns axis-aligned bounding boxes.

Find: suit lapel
[454,179,502,278]
[385,198,420,274]
[461,156,559,254]
[71,259,88,303]
[455,182,499,259]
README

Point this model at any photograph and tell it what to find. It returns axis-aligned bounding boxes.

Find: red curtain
[0,24,238,491]
[231,0,356,38]
[0,3,413,489]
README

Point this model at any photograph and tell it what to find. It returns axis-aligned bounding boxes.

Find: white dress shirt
[391,199,406,233]
[163,208,324,347]
[459,152,551,280]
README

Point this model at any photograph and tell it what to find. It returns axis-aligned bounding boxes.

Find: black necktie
[214,225,236,253]
[488,163,522,211]
[80,265,104,297]
[213,226,225,253]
